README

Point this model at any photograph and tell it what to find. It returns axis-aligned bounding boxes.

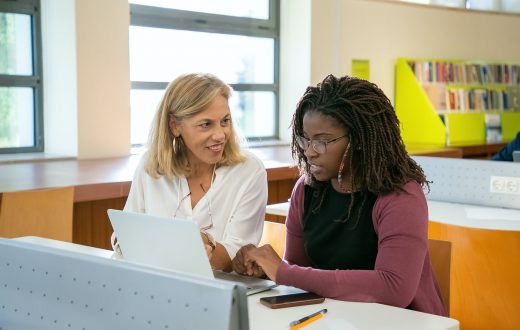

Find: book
[422,84,447,111]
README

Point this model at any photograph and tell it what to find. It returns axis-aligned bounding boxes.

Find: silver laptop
[107,209,277,295]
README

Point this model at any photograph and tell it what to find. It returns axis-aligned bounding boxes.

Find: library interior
[1,0,519,329]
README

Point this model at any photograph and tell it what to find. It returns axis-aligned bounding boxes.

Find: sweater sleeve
[282,176,311,267]
[276,181,429,308]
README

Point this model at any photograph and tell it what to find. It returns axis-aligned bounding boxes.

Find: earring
[172,135,182,154]
[337,143,351,191]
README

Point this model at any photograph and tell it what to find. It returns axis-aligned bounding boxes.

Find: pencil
[289,308,327,329]
[289,313,323,329]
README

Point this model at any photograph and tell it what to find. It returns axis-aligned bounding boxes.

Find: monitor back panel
[0,239,248,330]
[414,156,520,209]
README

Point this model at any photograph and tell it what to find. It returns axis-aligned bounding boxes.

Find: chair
[0,187,75,242]
[427,239,452,315]
[259,220,286,257]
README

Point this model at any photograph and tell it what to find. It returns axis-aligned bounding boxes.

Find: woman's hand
[232,244,265,277]
[200,231,215,260]
[232,244,282,281]
[245,245,282,282]
[204,244,214,260]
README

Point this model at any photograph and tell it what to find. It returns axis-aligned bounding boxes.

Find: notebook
[107,209,277,295]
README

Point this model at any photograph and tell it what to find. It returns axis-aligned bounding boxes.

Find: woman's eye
[199,122,210,129]
[221,118,231,126]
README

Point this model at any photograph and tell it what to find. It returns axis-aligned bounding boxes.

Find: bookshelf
[395,58,520,147]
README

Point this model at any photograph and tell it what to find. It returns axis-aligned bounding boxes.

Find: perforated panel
[0,239,248,330]
[414,156,520,209]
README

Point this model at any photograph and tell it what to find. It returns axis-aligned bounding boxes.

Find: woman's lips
[310,164,321,174]
[208,144,224,152]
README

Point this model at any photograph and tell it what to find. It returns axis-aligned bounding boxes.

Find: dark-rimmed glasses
[295,135,347,154]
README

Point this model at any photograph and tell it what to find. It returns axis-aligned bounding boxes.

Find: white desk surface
[266,202,290,217]
[266,201,520,231]
[14,236,458,330]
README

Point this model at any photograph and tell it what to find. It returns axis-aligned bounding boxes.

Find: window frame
[0,0,44,154]
[129,0,280,144]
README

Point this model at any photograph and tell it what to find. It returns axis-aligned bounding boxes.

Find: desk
[266,201,520,330]
[13,236,458,330]
[266,201,290,217]
[448,141,507,159]
[427,201,520,330]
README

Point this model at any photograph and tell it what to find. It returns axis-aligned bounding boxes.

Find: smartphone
[259,292,325,309]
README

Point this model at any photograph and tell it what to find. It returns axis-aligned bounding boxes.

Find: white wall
[309,0,520,103]
[41,0,130,159]
[75,0,130,159]
[279,0,312,142]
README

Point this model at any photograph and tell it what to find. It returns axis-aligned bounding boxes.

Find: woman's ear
[169,114,180,137]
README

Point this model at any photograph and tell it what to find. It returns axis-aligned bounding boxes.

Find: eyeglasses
[173,165,216,231]
[173,191,213,231]
[295,135,347,154]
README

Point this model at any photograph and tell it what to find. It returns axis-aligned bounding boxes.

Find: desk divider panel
[413,156,520,209]
[0,239,248,330]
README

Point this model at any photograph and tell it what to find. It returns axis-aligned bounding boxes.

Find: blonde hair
[145,73,245,179]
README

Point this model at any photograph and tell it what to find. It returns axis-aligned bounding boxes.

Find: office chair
[0,187,75,242]
[259,220,286,257]
[427,239,452,315]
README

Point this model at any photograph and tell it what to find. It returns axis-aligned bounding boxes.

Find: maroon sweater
[276,176,447,316]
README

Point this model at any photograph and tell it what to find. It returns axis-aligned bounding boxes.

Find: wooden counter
[449,142,507,159]
[0,146,298,203]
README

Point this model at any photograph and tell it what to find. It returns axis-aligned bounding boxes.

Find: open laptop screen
[108,209,277,295]
[107,209,214,278]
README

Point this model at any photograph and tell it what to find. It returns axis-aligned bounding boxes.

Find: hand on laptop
[243,245,282,282]
[232,244,265,278]
[205,244,214,260]
[232,244,282,281]
[200,231,216,261]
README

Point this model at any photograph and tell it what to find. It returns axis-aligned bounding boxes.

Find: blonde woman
[122,73,267,271]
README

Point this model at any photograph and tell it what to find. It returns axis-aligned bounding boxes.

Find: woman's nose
[304,143,318,158]
[212,126,226,142]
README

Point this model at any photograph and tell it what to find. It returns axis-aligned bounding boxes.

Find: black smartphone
[259,292,325,309]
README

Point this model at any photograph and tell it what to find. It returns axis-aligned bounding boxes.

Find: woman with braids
[232,74,447,316]
[113,73,267,272]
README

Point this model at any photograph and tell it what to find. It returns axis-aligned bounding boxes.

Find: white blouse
[124,150,268,259]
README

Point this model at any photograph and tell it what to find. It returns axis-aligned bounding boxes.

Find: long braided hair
[291,75,428,221]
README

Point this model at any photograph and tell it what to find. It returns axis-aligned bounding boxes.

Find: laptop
[107,209,277,295]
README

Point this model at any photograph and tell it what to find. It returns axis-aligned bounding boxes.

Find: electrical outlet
[490,176,520,195]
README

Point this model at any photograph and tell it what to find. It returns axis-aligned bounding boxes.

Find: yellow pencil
[289,309,327,330]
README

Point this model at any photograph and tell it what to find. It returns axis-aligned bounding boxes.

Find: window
[394,0,520,12]
[129,0,280,146]
[0,0,43,153]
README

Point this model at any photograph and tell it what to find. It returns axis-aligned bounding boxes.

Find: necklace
[174,164,216,230]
